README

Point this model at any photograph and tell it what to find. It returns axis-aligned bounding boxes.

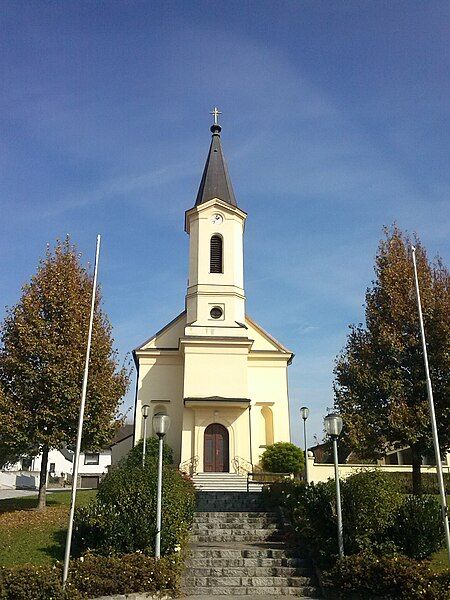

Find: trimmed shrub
[125,435,174,467]
[266,478,338,565]
[293,479,339,565]
[269,470,402,565]
[323,552,450,599]
[380,471,450,495]
[342,470,402,555]
[69,552,181,596]
[73,442,195,556]
[0,553,182,599]
[261,442,304,474]
[389,495,445,560]
[0,564,79,599]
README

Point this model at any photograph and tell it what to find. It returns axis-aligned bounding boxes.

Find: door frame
[203,423,230,473]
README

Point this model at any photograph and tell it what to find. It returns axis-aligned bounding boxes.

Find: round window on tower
[210,306,223,320]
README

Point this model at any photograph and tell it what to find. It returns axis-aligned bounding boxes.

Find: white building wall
[0,448,111,489]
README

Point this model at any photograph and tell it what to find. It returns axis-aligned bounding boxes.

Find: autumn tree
[0,238,130,509]
[334,226,449,494]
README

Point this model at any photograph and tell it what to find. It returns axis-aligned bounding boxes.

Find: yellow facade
[133,123,293,473]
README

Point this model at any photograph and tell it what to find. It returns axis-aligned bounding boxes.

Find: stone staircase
[182,492,320,597]
[192,472,262,492]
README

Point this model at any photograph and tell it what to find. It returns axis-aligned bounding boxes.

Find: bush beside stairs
[182,491,321,597]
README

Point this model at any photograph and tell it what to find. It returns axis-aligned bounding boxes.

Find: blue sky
[1,1,449,447]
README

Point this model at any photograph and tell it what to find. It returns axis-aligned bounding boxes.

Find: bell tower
[185,110,247,335]
[133,109,293,473]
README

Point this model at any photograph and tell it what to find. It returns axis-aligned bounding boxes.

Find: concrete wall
[0,470,39,489]
[306,454,450,484]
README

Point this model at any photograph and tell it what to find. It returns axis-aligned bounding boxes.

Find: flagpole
[411,245,450,563]
[62,234,101,586]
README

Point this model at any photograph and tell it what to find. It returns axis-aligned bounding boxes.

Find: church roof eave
[133,310,186,353]
[245,314,294,362]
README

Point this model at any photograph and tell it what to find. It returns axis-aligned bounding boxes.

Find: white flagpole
[62,234,101,586]
[411,245,450,563]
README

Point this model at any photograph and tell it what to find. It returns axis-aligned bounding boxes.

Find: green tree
[0,238,130,509]
[334,226,449,494]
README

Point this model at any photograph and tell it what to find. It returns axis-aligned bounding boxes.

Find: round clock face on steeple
[211,213,223,225]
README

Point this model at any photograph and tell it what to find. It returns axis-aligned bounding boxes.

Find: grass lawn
[0,490,96,567]
[429,546,450,573]
[428,495,450,573]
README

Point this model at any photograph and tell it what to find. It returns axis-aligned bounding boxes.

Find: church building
[133,112,293,474]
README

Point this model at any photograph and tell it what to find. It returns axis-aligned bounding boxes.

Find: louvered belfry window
[210,235,223,273]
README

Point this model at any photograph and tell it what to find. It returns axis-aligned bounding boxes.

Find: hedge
[388,495,445,560]
[268,471,445,565]
[0,553,181,599]
[0,564,77,600]
[125,436,174,468]
[73,440,195,557]
[69,552,181,597]
[322,553,450,600]
[382,471,450,495]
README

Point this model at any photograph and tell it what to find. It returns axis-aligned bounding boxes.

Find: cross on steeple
[210,106,222,125]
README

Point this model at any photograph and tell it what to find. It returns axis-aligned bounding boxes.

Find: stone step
[188,547,300,559]
[194,511,276,520]
[193,476,247,479]
[183,575,313,587]
[196,491,266,512]
[189,529,284,544]
[191,535,284,543]
[183,597,319,600]
[182,586,321,596]
[193,520,278,528]
[191,526,282,534]
[195,486,261,492]
[185,566,310,577]
[186,557,308,568]
[192,474,251,492]
[192,523,279,531]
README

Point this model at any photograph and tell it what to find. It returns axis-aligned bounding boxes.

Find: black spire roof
[195,122,237,207]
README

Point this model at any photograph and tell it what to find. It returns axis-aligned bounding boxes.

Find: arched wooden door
[204,423,229,472]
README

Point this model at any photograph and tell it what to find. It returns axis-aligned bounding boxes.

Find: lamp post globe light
[141,404,150,468]
[324,413,344,558]
[300,407,309,483]
[153,412,171,559]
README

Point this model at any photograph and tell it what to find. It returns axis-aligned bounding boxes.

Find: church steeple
[184,110,247,331]
[195,108,237,207]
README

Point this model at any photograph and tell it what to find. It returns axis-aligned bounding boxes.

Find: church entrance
[204,423,229,472]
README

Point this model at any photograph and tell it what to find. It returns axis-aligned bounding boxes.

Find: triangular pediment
[133,311,292,359]
[134,311,186,351]
[245,315,293,355]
